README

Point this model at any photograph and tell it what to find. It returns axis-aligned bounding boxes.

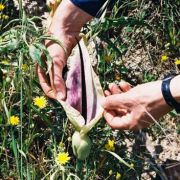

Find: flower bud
[72,131,91,160]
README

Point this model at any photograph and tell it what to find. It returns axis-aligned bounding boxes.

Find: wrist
[170,75,180,103]
[50,0,92,34]
[139,81,172,118]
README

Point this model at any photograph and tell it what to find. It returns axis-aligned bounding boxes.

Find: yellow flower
[9,116,20,126]
[2,14,9,20]
[105,139,115,151]
[115,73,121,81]
[0,4,5,11]
[33,96,47,109]
[21,64,28,72]
[1,60,9,65]
[56,152,70,165]
[109,169,113,175]
[116,172,121,180]
[130,163,134,168]
[175,59,180,65]
[104,55,113,63]
[67,137,72,142]
[161,55,168,61]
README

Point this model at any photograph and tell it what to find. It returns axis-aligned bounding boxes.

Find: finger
[104,90,111,96]
[37,65,56,99]
[109,83,122,94]
[52,57,66,100]
[102,94,126,110]
[119,81,132,92]
[104,110,132,130]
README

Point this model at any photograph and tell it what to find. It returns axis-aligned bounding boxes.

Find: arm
[38,0,107,100]
[102,75,180,130]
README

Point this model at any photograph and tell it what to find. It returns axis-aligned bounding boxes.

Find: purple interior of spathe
[65,45,98,124]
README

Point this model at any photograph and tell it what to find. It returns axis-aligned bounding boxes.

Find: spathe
[58,39,104,136]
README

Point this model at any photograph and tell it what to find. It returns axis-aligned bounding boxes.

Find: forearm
[50,0,93,34]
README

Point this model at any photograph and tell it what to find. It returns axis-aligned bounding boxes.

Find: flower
[109,170,113,175]
[56,152,70,165]
[21,64,28,72]
[33,96,47,109]
[9,116,20,126]
[116,172,121,180]
[105,139,115,151]
[1,60,9,65]
[2,14,9,20]
[175,59,180,65]
[161,55,168,61]
[104,55,113,63]
[0,4,5,11]
[130,163,134,168]
[115,73,121,81]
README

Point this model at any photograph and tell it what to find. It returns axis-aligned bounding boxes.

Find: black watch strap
[161,76,180,113]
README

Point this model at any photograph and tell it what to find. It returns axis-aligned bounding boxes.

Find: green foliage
[0,0,179,179]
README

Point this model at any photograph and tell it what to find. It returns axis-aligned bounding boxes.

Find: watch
[161,76,180,113]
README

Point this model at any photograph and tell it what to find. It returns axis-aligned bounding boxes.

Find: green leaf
[34,43,52,73]
[29,45,46,69]
[105,150,135,170]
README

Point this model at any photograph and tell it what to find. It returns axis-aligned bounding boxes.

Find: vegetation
[0,0,179,179]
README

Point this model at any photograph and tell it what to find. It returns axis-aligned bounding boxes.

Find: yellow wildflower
[67,137,72,142]
[0,4,5,11]
[175,59,180,65]
[161,55,168,61]
[9,116,20,126]
[2,14,9,20]
[1,60,9,65]
[105,139,115,151]
[21,64,28,72]
[104,55,113,63]
[115,73,121,81]
[116,172,121,180]
[109,169,113,175]
[33,96,47,109]
[130,163,134,168]
[56,152,70,165]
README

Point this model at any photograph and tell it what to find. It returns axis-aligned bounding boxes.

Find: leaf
[34,43,52,73]
[29,45,46,69]
[18,148,27,160]
[0,39,19,52]
[105,150,135,170]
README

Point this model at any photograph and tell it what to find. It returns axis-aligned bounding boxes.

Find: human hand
[38,0,92,100]
[102,81,172,130]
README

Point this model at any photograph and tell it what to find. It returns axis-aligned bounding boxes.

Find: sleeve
[70,0,109,17]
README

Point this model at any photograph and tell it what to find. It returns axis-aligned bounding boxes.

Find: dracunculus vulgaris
[59,40,104,160]
[47,0,104,160]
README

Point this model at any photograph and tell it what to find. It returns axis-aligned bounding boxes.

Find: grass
[0,0,179,179]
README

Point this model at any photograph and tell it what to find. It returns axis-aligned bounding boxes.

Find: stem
[75,159,83,178]
[19,51,23,180]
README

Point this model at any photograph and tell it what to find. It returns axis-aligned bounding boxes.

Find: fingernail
[57,92,64,100]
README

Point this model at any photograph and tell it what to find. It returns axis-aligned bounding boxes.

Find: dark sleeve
[70,0,110,17]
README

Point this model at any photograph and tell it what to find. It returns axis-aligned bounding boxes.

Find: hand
[102,81,172,130]
[38,0,92,100]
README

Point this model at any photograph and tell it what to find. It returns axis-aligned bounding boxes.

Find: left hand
[102,81,172,130]
[38,0,92,100]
